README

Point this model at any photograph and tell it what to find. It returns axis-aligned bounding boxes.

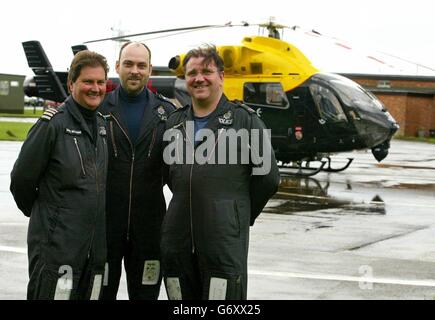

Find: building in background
[0,74,25,114]
[343,74,435,138]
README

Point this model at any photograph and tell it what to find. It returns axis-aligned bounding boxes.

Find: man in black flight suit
[100,41,175,300]
[10,50,109,300]
[161,45,280,300]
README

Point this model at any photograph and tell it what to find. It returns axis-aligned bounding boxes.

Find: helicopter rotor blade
[84,23,247,44]
[293,26,435,72]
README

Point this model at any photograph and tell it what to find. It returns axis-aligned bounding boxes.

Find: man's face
[68,66,107,110]
[116,43,152,95]
[185,57,224,106]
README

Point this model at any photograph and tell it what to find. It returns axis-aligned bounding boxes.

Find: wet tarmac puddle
[376,163,435,171]
[394,183,435,190]
[265,176,386,216]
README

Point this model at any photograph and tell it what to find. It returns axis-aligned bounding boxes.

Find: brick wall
[405,95,434,137]
[348,75,435,137]
[376,93,407,136]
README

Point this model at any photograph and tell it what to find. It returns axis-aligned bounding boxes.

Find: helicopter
[22,21,399,175]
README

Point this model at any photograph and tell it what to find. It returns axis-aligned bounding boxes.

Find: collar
[105,86,161,108]
[180,94,233,133]
[64,96,94,138]
[119,86,149,103]
[104,86,170,145]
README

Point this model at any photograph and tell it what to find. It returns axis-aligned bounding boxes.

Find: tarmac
[1,139,435,300]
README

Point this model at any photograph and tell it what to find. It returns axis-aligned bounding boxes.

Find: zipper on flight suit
[110,113,135,242]
[109,121,118,158]
[185,126,225,253]
[73,137,86,177]
[88,145,100,259]
[206,128,225,163]
[87,119,107,259]
[182,123,196,254]
[148,128,157,158]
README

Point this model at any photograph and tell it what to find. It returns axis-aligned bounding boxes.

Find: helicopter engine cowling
[168,54,186,77]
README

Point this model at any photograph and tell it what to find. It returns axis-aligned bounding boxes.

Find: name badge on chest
[65,128,82,136]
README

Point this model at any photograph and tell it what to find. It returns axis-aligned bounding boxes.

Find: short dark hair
[118,41,152,63]
[67,50,109,85]
[182,45,224,73]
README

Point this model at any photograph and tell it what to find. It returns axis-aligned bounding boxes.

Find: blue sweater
[119,87,148,144]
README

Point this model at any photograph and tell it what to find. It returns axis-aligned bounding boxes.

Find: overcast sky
[2,0,434,77]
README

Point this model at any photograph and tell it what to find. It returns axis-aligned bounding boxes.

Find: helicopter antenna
[110,23,130,43]
[258,17,288,39]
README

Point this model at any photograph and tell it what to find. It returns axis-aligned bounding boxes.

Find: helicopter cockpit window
[330,78,384,112]
[309,84,347,122]
[243,82,289,109]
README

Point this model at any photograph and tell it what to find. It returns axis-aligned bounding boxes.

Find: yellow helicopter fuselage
[172,36,319,99]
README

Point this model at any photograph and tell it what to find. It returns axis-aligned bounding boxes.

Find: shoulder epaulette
[233,100,255,114]
[40,107,61,121]
[167,104,189,124]
[171,103,188,113]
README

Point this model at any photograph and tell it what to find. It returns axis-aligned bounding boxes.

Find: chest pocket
[62,129,89,181]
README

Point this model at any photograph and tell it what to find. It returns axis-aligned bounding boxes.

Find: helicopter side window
[243,82,289,109]
[309,84,347,122]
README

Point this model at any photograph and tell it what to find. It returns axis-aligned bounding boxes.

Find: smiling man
[161,45,280,300]
[100,42,175,300]
[10,50,109,300]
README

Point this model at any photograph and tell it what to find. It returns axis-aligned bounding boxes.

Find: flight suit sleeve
[249,113,280,226]
[10,119,57,217]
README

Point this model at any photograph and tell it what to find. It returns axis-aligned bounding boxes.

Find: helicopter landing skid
[278,157,354,176]
[279,160,327,177]
[322,157,354,172]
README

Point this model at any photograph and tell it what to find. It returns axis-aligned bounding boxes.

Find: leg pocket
[213,199,240,238]
[206,272,243,300]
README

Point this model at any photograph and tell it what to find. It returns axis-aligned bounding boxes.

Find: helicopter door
[287,86,320,147]
[308,83,349,146]
[243,82,290,151]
